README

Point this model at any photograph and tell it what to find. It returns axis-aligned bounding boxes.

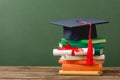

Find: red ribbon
[58,42,83,56]
[77,20,93,66]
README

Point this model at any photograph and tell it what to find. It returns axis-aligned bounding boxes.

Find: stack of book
[50,18,109,75]
[53,37,106,75]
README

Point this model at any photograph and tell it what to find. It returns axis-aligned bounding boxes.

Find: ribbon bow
[58,42,83,56]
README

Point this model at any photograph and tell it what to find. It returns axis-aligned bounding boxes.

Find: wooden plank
[0,66,119,80]
[0,66,61,72]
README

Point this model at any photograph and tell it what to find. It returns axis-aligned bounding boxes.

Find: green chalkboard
[0,0,120,66]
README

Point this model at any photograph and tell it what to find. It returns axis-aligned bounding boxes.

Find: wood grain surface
[0,66,119,80]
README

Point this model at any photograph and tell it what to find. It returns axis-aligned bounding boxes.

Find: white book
[60,54,105,60]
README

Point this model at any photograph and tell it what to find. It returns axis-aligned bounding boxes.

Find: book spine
[62,63,102,71]
[61,37,106,44]
[58,59,104,65]
[60,42,103,48]
[95,48,104,55]
[59,70,103,76]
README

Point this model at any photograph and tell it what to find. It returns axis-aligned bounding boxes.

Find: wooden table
[0,66,119,80]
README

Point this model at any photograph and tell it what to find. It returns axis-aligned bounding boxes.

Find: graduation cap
[50,18,109,41]
[50,18,109,65]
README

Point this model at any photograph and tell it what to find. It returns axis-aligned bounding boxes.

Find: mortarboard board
[50,18,109,41]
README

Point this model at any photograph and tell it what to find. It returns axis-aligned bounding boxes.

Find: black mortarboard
[50,18,109,41]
